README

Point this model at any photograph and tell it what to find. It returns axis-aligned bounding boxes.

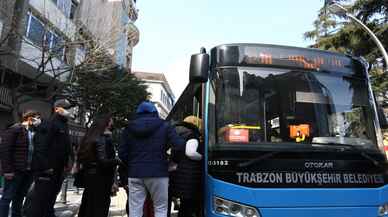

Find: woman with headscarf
[170,115,203,217]
[77,114,121,217]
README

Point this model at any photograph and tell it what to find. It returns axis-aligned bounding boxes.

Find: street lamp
[328,2,388,73]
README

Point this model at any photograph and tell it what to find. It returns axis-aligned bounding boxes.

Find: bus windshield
[212,67,379,149]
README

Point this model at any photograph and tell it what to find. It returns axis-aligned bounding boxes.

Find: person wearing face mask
[26,99,73,217]
[0,110,42,217]
[77,114,121,217]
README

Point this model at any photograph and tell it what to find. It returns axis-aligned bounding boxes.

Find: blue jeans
[0,171,33,217]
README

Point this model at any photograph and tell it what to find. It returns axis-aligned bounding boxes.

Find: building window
[25,13,65,60]
[70,0,78,20]
[160,89,173,110]
[51,33,64,59]
[51,0,72,18]
[160,90,164,104]
[26,14,45,46]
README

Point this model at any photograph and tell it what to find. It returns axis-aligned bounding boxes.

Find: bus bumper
[205,175,388,217]
[206,207,379,217]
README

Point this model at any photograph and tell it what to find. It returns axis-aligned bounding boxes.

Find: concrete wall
[0,110,14,130]
[0,0,16,42]
[19,41,70,82]
[0,98,52,129]
[18,97,52,119]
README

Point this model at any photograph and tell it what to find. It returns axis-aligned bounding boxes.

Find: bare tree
[0,0,137,123]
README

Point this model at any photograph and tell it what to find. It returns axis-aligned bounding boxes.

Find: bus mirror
[377,106,388,129]
[189,49,209,83]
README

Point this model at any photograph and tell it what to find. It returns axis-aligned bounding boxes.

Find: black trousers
[125,187,129,215]
[77,168,113,217]
[178,198,201,217]
[25,169,64,217]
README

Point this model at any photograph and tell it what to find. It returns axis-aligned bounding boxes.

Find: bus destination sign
[235,172,385,186]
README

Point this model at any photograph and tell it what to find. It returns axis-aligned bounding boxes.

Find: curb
[55,197,82,217]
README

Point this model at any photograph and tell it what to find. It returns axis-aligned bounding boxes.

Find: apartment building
[134,71,175,119]
[78,0,139,70]
[0,0,79,128]
[0,0,139,131]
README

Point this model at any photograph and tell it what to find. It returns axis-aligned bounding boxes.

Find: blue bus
[167,43,388,217]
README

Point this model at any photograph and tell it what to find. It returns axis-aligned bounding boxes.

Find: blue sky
[132,0,325,97]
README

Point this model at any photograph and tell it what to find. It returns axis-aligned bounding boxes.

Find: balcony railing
[0,86,12,108]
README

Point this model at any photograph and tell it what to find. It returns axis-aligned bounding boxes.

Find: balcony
[128,22,140,46]
[19,40,71,83]
[120,0,138,21]
[0,86,12,110]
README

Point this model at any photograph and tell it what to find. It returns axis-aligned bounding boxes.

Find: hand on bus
[185,139,202,161]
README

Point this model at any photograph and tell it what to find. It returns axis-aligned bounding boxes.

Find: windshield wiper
[237,143,313,168]
[238,151,280,168]
[312,142,382,167]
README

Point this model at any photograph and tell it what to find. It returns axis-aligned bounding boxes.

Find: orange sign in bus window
[289,124,310,139]
[224,128,249,143]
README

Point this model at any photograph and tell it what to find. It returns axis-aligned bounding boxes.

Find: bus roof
[210,43,365,75]
[212,43,352,57]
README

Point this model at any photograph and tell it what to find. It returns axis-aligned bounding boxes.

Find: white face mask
[31,117,42,126]
[56,107,74,119]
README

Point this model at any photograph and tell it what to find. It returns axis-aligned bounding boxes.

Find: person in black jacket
[77,114,121,217]
[0,110,43,217]
[170,115,203,217]
[26,99,73,217]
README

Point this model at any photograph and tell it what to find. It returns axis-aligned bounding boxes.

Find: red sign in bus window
[224,128,249,143]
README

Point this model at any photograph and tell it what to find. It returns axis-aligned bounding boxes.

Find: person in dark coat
[0,110,43,217]
[119,101,186,217]
[26,99,73,217]
[77,114,121,217]
[170,116,203,217]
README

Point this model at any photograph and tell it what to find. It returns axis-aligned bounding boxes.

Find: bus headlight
[213,196,260,217]
[378,203,388,216]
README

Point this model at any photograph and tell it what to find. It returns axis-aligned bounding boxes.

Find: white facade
[0,19,3,39]
[78,0,139,69]
[134,72,175,119]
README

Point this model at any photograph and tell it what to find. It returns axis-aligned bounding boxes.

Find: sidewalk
[55,178,83,217]
[1,181,162,217]
[108,189,128,217]
[55,184,129,217]
[55,190,83,217]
